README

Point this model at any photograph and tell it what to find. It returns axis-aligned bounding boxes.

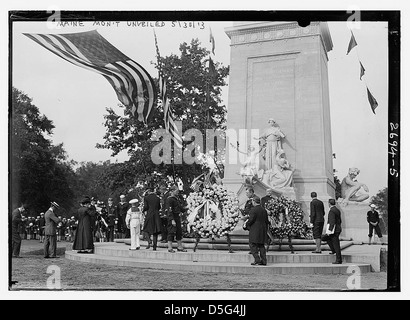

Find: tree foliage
[10,87,75,215]
[370,187,388,233]
[96,38,229,189]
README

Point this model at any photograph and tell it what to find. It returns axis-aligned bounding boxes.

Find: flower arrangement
[186,184,241,239]
[265,196,312,240]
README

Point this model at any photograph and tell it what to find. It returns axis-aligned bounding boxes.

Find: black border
[8,10,400,293]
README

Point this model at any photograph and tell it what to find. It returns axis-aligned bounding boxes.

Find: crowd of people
[11,183,189,258]
[12,184,382,264]
[15,214,78,243]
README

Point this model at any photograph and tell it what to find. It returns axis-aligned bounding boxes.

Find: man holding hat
[44,202,61,258]
[367,204,385,245]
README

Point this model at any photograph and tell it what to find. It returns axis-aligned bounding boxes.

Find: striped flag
[346,31,358,55]
[209,27,215,55]
[154,31,183,148]
[24,30,156,124]
[366,87,378,114]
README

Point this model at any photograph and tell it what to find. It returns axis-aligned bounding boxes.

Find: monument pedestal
[223,21,335,213]
[337,200,372,243]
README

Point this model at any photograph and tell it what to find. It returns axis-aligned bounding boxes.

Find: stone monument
[223,21,336,213]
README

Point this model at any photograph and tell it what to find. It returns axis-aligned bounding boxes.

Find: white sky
[11,20,389,197]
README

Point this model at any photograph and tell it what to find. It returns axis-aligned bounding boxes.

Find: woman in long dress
[73,198,96,253]
[257,118,286,171]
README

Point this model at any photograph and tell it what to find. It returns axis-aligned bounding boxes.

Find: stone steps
[65,242,373,275]
[115,237,354,252]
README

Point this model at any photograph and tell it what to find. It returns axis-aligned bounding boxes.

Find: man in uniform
[116,195,129,238]
[106,198,116,242]
[44,202,62,259]
[11,203,28,258]
[367,204,385,245]
[166,185,187,253]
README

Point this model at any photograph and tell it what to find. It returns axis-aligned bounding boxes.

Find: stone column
[223,21,335,213]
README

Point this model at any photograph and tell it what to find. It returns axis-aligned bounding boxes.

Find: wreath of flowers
[265,196,312,239]
[186,184,241,238]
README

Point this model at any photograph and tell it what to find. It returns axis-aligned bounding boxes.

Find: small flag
[209,27,215,55]
[346,31,358,55]
[359,61,366,80]
[154,31,183,148]
[366,87,378,114]
[24,30,156,124]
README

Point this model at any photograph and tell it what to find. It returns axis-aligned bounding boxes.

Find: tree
[10,87,75,215]
[96,38,229,189]
[370,187,388,233]
[333,175,342,200]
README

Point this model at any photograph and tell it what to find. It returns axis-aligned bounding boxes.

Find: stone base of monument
[64,235,385,274]
[337,200,387,244]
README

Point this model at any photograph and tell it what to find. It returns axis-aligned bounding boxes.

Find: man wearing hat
[244,196,269,266]
[367,204,385,245]
[116,195,129,239]
[44,202,62,258]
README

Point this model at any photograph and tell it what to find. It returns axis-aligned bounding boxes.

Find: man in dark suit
[143,185,162,250]
[106,198,116,242]
[309,191,325,253]
[116,195,129,238]
[324,198,343,264]
[159,185,169,243]
[11,203,28,258]
[166,185,187,253]
[44,202,61,258]
[245,196,270,266]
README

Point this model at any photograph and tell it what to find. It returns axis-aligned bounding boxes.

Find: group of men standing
[242,187,347,266]
[12,201,63,259]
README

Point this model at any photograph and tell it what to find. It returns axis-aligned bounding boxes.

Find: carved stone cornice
[225,21,333,53]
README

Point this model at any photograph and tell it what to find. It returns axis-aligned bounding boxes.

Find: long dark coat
[246,205,269,244]
[73,206,95,250]
[142,192,162,235]
[11,208,22,243]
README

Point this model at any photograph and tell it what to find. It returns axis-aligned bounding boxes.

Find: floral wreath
[265,196,312,239]
[186,184,241,238]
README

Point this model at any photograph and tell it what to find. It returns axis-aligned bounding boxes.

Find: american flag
[24,30,156,124]
[154,31,183,149]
